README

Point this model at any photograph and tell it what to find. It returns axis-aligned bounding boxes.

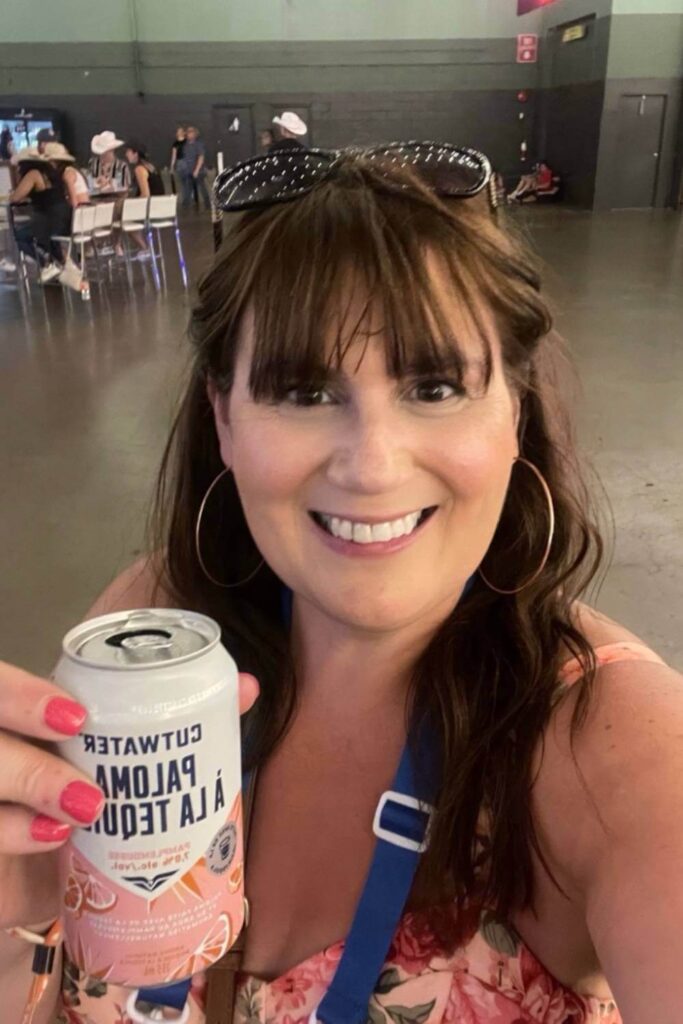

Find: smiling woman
[64,146,675,1024]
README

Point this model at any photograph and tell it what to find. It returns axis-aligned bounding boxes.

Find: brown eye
[409,380,463,403]
[283,386,334,407]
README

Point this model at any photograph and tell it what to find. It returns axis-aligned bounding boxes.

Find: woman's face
[124,148,138,164]
[211,276,520,634]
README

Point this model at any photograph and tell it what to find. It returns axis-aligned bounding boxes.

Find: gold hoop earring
[195,467,265,588]
[479,457,555,596]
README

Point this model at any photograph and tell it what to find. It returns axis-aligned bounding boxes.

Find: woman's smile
[309,505,439,555]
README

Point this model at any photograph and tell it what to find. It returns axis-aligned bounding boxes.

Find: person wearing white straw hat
[43,141,90,208]
[269,110,309,153]
[89,130,130,192]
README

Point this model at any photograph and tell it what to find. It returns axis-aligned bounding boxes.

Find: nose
[326,409,413,495]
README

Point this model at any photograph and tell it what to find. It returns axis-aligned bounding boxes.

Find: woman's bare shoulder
[85,555,173,620]
[534,602,680,886]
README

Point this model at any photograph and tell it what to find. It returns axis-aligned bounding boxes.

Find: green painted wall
[607,12,683,77]
[2,0,542,43]
[612,0,683,13]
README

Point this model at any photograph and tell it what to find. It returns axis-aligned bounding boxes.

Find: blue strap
[314,728,436,1024]
[135,979,192,1011]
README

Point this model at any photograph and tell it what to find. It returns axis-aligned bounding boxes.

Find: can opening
[105,629,173,650]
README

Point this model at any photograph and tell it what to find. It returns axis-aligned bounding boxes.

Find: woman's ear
[207,379,233,468]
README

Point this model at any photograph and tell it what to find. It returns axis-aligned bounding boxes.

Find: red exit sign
[517,0,557,13]
[517,33,538,63]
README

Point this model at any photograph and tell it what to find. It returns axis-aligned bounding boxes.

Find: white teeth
[317,510,429,544]
[370,520,393,544]
[353,522,373,544]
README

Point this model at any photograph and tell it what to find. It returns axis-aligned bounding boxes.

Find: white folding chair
[52,204,97,273]
[148,194,188,288]
[93,201,116,247]
[116,197,160,285]
[119,197,149,235]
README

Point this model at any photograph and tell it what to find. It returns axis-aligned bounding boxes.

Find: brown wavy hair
[150,154,604,948]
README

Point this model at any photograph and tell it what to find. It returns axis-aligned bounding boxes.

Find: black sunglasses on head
[213,141,497,213]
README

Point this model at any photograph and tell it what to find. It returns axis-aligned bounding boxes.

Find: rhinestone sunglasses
[213,140,497,213]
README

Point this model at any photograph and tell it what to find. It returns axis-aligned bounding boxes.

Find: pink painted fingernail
[30,815,72,843]
[59,781,104,824]
[44,697,87,736]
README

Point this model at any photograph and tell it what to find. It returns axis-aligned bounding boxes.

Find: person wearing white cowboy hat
[269,111,309,153]
[89,130,131,192]
[43,141,90,208]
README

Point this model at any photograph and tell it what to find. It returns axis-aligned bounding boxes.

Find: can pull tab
[105,629,174,661]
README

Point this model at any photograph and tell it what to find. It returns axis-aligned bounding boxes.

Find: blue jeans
[180,171,210,209]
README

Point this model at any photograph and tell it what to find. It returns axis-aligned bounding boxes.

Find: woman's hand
[0,661,259,933]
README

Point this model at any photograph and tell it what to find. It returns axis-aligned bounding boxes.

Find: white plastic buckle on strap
[126,989,190,1024]
[372,790,434,853]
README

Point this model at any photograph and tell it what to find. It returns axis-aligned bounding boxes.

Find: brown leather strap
[204,767,259,1024]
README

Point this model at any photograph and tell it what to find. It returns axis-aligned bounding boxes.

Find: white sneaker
[0,257,16,273]
[39,262,63,284]
[135,250,152,261]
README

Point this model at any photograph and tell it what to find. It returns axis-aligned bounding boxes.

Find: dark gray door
[212,106,255,168]
[611,94,666,208]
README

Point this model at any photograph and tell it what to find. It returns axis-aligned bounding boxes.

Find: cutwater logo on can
[206,822,238,874]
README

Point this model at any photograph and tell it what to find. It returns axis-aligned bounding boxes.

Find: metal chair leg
[174,222,188,289]
[147,227,161,290]
[154,228,168,289]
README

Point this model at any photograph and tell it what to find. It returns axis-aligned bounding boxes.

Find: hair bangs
[241,174,496,400]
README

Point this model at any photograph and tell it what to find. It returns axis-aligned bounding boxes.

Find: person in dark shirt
[269,111,309,153]
[125,141,165,197]
[124,141,165,259]
[8,149,71,281]
[170,125,186,196]
[180,126,210,210]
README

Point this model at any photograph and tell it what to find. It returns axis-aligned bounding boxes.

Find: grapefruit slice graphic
[83,875,118,914]
[166,913,232,981]
[63,873,84,917]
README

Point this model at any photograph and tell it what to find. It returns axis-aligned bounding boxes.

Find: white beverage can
[54,609,244,988]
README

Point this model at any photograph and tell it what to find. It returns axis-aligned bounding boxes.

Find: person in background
[89,131,130,192]
[180,125,210,210]
[0,126,14,161]
[43,142,90,208]
[35,127,57,156]
[170,125,186,195]
[269,111,308,153]
[125,141,165,199]
[123,141,165,259]
[258,128,274,153]
[7,147,71,282]
[508,160,555,203]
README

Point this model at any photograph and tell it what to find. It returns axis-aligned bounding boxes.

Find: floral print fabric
[56,643,663,1024]
[56,910,620,1024]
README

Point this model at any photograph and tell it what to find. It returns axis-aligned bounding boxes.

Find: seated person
[508,161,558,202]
[8,148,71,283]
[89,131,130,192]
[43,142,90,208]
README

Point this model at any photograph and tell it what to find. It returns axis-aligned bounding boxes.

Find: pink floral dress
[56,642,664,1024]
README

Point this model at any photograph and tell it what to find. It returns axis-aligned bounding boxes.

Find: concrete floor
[1,208,681,675]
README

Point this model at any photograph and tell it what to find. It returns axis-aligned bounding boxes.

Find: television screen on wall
[517,0,557,13]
